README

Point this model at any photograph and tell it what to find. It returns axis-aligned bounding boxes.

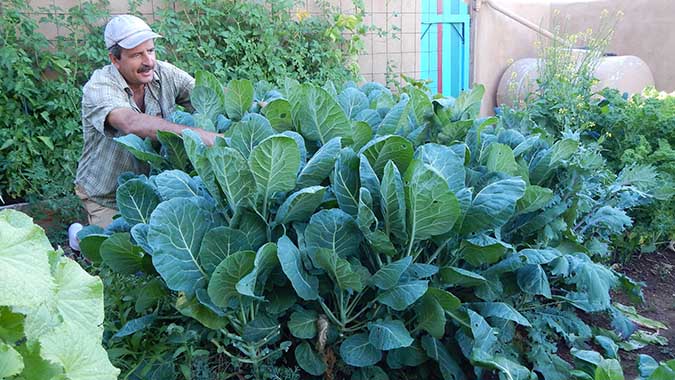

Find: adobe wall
[471,0,675,115]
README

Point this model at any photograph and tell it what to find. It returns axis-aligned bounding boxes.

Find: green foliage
[589,88,675,256]
[0,209,118,379]
[0,0,365,204]
[508,12,674,259]
[77,75,666,379]
[153,0,366,85]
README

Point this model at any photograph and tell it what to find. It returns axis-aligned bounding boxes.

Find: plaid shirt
[75,60,194,208]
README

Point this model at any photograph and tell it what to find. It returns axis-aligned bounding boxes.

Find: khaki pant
[75,185,117,228]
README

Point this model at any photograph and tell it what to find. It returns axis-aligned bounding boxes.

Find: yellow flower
[296,9,309,22]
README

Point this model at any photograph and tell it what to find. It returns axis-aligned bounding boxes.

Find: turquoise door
[420,0,470,97]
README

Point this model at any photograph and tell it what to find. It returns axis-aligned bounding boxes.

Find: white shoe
[68,223,83,251]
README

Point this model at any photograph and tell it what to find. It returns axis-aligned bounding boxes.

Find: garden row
[3,74,673,379]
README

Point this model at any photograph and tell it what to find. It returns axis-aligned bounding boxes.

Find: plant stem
[319,299,343,328]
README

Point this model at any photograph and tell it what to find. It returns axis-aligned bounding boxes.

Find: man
[74,15,219,228]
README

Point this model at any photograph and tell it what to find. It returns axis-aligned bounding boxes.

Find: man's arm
[107,108,220,145]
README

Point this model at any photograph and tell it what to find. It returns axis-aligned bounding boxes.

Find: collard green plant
[81,76,662,379]
[0,209,119,380]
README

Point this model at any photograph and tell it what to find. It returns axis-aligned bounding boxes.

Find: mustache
[138,64,154,73]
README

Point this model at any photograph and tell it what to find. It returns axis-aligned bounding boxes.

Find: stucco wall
[472,0,675,115]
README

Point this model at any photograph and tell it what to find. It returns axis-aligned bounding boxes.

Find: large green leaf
[148,198,212,293]
[297,137,342,188]
[183,129,225,207]
[517,185,554,214]
[380,161,407,241]
[275,186,326,225]
[332,148,360,216]
[114,134,165,168]
[249,135,301,202]
[368,319,413,350]
[288,308,318,339]
[338,87,369,119]
[404,160,460,241]
[376,280,428,311]
[99,233,147,275]
[229,115,275,158]
[360,135,414,177]
[224,79,254,121]
[207,250,256,309]
[305,209,361,258]
[377,96,412,136]
[39,321,119,380]
[468,310,497,362]
[359,155,381,206]
[199,226,250,276]
[421,335,466,380]
[470,302,531,326]
[529,139,579,184]
[295,341,326,376]
[157,130,190,172]
[242,315,278,343]
[414,143,466,192]
[486,143,520,176]
[195,70,225,110]
[315,249,364,291]
[262,98,293,132]
[460,235,511,267]
[416,293,446,338]
[405,86,433,126]
[461,177,526,234]
[340,333,382,367]
[34,257,118,380]
[192,86,222,124]
[357,188,397,256]
[154,170,200,200]
[236,243,279,299]
[517,264,552,298]
[290,83,352,144]
[0,210,55,308]
[116,178,160,225]
[175,294,228,330]
[352,366,390,380]
[277,236,319,301]
[386,345,428,369]
[369,256,412,290]
[595,359,624,380]
[0,342,23,378]
[439,267,487,287]
[206,146,255,213]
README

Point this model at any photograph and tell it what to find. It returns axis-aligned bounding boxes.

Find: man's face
[110,39,156,87]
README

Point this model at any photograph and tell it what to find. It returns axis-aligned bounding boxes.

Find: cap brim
[118,30,162,49]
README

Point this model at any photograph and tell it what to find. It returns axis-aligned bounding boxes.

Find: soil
[614,246,675,378]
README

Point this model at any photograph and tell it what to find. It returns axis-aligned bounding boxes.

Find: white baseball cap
[104,15,162,49]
